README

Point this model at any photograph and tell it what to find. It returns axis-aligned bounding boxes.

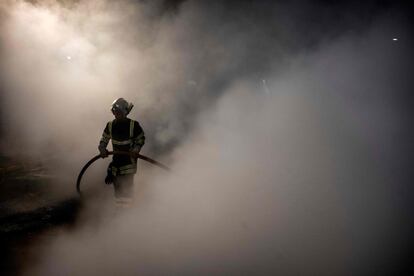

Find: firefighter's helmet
[111,98,134,115]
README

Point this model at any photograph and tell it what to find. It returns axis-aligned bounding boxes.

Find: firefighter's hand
[105,174,114,185]
[131,145,141,157]
[99,148,109,158]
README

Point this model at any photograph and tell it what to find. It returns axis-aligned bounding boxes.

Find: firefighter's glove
[105,174,114,185]
[99,148,109,158]
[105,163,114,185]
[131,145,141,157]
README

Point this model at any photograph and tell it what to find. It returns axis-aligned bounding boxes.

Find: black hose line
[76,151,170,195]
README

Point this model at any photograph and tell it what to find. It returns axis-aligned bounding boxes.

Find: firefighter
[98,98,145,206]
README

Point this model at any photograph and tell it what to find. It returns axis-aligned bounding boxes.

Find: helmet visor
[111,104,124,114]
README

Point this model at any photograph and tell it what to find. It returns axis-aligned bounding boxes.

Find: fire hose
[76,151,169,195]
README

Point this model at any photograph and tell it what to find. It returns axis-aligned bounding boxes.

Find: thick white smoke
[0,0,412,275]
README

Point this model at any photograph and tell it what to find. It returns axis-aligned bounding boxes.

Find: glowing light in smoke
[66,56,72,60]
[392,38,398,41]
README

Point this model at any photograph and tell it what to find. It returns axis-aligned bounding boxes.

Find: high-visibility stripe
[119,163,137,175]
[112,139,132,145]
[119,164,136,170]
[108,121,113,138]
[110,165,137,176]
[133,132,145,146]
[134,132,144,140]
[115,197,133,204]
[119,168,137,175]
[115,197,133,207]
[129,120,134,138]
[111,166,118,176]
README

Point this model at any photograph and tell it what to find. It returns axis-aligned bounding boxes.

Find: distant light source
[66,56,72,60]
[392,38,398,41]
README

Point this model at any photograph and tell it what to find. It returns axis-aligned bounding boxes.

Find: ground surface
[0,156,81,275]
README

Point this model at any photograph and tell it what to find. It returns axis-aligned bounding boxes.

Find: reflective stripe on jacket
[99,118,145,175]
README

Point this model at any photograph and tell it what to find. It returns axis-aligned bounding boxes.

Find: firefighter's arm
[131,121,145,155]
[98,123,111,158]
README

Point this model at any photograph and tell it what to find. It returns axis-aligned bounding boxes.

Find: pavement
[0,155,81,275]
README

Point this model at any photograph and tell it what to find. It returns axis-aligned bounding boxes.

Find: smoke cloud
[0,0,412,275]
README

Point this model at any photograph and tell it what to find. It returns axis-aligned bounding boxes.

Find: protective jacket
[99,118,145,176]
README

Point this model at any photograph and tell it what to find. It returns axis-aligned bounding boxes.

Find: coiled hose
[76,151,169,195]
